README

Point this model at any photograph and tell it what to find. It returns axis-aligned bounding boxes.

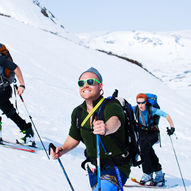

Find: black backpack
[102,89,141,166]
[76,89,141,167]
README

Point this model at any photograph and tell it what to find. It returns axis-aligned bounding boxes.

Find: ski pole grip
[14,84,24,102]
[49,143,56,155]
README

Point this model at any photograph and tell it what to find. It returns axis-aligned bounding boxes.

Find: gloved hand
[167,127,175,136]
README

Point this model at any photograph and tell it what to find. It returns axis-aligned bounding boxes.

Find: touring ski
[125,177,178,189]
[0,140,35,153]
[3,139,37,148]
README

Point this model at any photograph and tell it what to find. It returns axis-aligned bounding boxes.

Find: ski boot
[140,173,153,185]
[17,123,36,147]
[150,170,165,186]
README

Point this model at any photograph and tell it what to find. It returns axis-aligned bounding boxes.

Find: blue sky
[39,0,191,33]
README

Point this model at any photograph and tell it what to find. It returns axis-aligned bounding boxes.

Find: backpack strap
[81,97,104,127]
[135,103,152,129]
[134,105,140,124]
[75,97,105,132]
[147,102,160,128]
[135,103,159,131]
[147,103,153,126]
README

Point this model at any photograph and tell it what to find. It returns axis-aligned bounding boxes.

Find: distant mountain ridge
[78,30,191,90]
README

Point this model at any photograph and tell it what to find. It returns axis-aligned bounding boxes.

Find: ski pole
[96,135,101,191]
[94,111,102,191]
[168,130,187,191]
[96,98,112,191]
[13,83,19,112]
[14,84,50,160]
[49,143,75,191]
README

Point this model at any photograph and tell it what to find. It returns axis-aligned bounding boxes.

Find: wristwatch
[19,85,25,89]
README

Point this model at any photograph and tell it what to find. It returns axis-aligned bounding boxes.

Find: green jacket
[69,96,131,177]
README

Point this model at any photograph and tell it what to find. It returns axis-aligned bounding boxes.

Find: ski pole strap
[81,97,105,127]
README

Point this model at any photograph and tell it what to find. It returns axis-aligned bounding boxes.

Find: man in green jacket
[51,67,131,190]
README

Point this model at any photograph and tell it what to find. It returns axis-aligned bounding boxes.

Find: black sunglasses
[78,78,100,87]
[137,101,146,105]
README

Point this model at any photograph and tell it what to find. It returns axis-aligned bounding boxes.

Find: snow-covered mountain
[78,30,191,94]
[0,0,60,28]
[0,1,191,191]
[0,0,79,42]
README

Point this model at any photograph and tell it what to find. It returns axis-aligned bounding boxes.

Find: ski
[124,184,178,189]
[0,140,35,153]
[3,139,38,148]
[126,177,178,189]
[124,184,164,188]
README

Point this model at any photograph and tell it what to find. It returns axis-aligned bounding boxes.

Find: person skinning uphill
[51,67,132,191]
[0,43,35,146]
[133,93,175,185]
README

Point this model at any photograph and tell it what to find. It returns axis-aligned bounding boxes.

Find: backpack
[76,89,141,167]
[135,93,160,129]
[0,43,15,85]
[109,89,141,166]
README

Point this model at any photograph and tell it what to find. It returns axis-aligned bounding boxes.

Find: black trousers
[139,130,162,174]
[0,85,27,131]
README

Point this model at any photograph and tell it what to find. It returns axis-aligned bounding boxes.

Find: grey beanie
[79,67,103,83]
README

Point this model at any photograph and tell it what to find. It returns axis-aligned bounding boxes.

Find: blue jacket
[133,106,167,126]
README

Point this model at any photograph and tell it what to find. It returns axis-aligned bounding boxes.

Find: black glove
[167,127,175,136]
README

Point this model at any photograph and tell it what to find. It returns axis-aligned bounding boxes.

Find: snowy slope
[0,1,191,191]
[78,30,191,94]
[0,0,79,43]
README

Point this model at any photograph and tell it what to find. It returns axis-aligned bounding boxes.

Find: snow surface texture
[0,0,191,190]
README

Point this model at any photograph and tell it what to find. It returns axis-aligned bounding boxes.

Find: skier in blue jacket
[133,93,175,185]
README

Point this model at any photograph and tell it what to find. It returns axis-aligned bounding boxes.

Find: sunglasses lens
[137,101,146,105]
[78,80,85,87]
[78,79,99,87]
[87,79,95,86]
